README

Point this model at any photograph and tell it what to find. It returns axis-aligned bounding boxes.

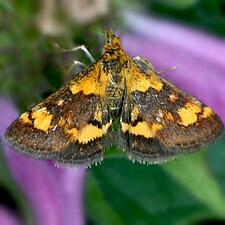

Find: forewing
[120,57,224,164]
[5,63,111,167]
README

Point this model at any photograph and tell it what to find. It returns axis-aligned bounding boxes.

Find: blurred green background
[1,1,225,225]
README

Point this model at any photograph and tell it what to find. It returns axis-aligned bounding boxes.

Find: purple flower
[0,97,86,225]
[0,206,22,225]
[122,12,225,125]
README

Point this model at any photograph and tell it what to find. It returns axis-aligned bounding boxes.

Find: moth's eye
[107,39,112,45]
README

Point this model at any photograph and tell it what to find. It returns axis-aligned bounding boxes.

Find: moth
[4,30,224,167]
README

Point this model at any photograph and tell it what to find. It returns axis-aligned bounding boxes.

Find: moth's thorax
[102,50,126,118]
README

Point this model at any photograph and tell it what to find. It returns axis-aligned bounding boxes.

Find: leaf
[86,157,215,225]
[86,136,225,225]
[85,172,123,225]
[164,150,225,217]
[207,136,225,197]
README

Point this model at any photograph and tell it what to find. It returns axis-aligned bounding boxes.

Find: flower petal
[0,206,22,225]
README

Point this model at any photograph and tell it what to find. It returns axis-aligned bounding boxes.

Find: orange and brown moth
[4,30,224,167]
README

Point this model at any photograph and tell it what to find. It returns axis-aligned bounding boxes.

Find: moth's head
[104,29,122,51]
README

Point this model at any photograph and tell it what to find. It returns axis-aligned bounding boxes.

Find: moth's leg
[67,60,86,74]
[133,56,176,74]
[157,66,176,74]
[54,43,96,63]
[63,60,87,81]
[133,56,155,71]
[55,43,95,80]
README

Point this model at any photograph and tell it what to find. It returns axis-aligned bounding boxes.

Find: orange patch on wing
[121,121,162,138]
[69,64,109,97]
[65,121,112,144]
[126,62,163,93]
[31,107,53,131]
[178,102,202,126]
[20,112,32,124]
[201,107,214,118]
[58,117,66,126]
[151,123,163,134]
[65,127,78,138]
[149,74,164,92]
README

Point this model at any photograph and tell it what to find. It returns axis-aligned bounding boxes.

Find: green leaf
[207,136,225,197]
[164,150,225,217]
[86,158,214,225]
[86,137,225,225]
[85,172,123,225]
